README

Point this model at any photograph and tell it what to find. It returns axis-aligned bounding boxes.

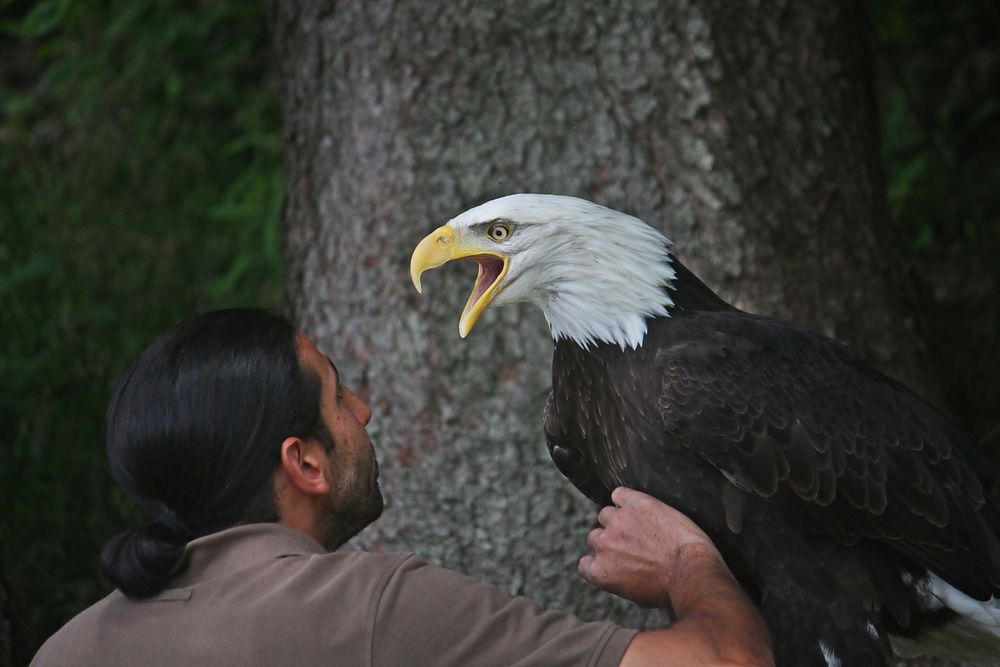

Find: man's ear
[279,436,331,496]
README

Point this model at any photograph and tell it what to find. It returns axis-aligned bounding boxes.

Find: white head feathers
[448,194,676,350]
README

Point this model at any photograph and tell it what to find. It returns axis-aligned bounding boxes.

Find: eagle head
[410,194,676,350]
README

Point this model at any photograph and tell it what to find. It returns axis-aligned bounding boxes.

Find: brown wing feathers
[649,311,1000,599]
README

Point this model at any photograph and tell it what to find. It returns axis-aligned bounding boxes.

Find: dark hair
[100,308,326,598]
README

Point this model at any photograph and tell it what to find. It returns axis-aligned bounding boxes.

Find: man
[32,308,772,666]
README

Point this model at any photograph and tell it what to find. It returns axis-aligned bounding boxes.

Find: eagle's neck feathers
[488,198,677,350]
[535,244,675,350]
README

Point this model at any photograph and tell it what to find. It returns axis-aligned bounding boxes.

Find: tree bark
[272,0,933,630]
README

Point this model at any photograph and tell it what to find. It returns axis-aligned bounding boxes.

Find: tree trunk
[272,0,933,630]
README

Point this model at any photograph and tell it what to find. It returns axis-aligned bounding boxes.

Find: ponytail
[100,513,191,598]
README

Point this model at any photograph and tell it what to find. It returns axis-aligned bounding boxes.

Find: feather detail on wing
[650,310,1000,600]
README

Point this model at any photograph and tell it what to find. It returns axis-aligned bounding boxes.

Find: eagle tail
[890,574,1000,666]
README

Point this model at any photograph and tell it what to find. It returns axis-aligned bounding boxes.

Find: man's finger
[586,527,603,551]
[578,554,609,584]
[597,505,617,527]
[611,486,641,507]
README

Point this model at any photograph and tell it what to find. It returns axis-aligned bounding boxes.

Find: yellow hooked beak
[410,225,509,338]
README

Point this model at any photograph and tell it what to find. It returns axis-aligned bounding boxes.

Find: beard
[319,467,384,550]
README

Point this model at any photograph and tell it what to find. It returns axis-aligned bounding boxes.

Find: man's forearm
[622,549,773,667]
[621,550,774,667]
[660,544,771,665]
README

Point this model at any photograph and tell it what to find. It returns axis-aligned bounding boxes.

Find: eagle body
[410,194,1000,666]
[547,268,1000,666]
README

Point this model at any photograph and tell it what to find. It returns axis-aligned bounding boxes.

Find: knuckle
[598,506,615,526]
[586,527,602,549]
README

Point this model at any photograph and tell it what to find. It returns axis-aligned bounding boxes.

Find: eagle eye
[487,222,511,242]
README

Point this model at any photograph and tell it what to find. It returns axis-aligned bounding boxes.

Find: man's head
[276,334,382,550]
[101,308,382,598]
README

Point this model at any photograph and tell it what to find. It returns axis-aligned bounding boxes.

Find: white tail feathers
[890,574,1000,666]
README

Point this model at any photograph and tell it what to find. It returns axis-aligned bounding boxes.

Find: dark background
[1,0,997,664]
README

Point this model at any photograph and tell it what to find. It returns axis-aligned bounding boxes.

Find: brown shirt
[32,523,636,666]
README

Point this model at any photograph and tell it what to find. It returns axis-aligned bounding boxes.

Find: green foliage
[0,0,281,659]
[869,0,1000,447]
[870,0,1000,260]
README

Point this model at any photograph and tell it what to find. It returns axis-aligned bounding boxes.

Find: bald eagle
[410,194,1000,667]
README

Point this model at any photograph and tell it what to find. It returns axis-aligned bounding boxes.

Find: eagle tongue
[469,254,503,303]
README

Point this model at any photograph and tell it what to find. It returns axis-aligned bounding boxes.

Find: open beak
[410,225,509,337]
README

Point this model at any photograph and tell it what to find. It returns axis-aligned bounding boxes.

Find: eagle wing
[649,310,1000,600]
[544,390,611,506]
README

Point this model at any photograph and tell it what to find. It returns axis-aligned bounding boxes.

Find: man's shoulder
[172,523,421,593]
[287,549,420,602]
[31,591,121,666]
[30,550,422,666]
[293,548,418,580]
[316,548,416,567]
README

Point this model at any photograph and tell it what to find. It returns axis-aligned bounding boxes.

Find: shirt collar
[171,523,327,585]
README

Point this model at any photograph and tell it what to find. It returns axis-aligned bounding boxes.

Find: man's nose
[347,390,372,426]
[357,399,372,426]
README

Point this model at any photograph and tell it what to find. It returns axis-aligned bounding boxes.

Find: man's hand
[579,487,774,667]
[578,486,723,608]
[580,487,774,667]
